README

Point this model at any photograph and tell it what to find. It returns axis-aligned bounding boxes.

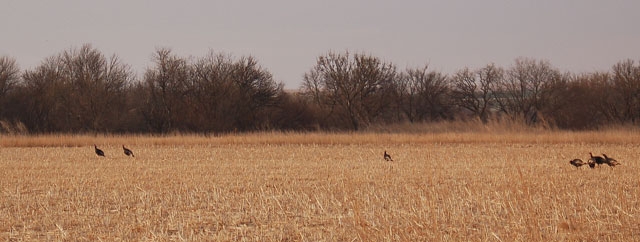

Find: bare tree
[396,66,452,122]
[545,60,640,128]
[302,51,397,130]
[140,48,192,133]
[552,73,608,129]
[191,52,283,132]
[269,91,317,131]
[450,64,503,122]
[0,56,20,99]
[190,53,236,131]
[494,57,561,125]
[140,50,284,133]
[393,68,420,123]
[608,59,640,124]
[0,56,20,119]
[59,44,133,131]
[18,44,133,133]
[229,55,283,131]
[18,58,60,132]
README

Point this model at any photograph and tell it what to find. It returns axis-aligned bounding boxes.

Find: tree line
[1,44,639,134]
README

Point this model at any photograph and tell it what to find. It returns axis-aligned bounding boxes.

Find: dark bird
[94,144,105,157]
[587,160,596,169]
[123,145,134,157]
[589,152,606,167]
[569,159,586,169]
[384,150,393,161]
[602,154,620,167]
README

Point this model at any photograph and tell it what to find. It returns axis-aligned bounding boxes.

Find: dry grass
[3,127,640,147]
[1,132,640,241]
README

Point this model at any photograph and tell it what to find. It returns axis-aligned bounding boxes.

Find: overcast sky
[1,0,639,88]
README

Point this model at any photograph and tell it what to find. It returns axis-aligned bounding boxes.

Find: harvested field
[1,132,639,241]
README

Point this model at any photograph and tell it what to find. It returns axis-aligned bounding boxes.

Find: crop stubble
[1,136,639,241]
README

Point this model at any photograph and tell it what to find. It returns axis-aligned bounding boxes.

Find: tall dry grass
[3,127,640,147]
[1,130,640,240]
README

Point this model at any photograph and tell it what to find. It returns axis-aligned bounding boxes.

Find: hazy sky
[1,0,639,88]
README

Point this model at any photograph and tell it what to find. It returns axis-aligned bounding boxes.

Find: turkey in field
[94,145,105,157]
[123,145,134,157]
[384,150,393,161]
[602,154,620,167]
[569,159,586,169]
[589,152,606,167]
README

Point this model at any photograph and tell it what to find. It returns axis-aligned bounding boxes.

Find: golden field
[1,131,640,241]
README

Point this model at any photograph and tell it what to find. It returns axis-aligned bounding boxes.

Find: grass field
[1,132,639,241]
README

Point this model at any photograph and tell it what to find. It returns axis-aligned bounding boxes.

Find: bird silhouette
[589,152,606,167]
[123,145,134,157]
[94,145,105,157]
[384,150,393,161]
[602,154,620,167]
[569,159,586,169]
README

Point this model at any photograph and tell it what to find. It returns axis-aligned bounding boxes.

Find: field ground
[1,132,640,241]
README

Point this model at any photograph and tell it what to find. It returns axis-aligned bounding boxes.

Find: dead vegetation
[1,132,639,240]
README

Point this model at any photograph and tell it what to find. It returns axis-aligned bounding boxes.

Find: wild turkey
[123,145,134,157]
[589,152,606,167]
[384,150,393,161]
[94,145,105,157]
[602,154,620,167]
[569,159,586,168]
